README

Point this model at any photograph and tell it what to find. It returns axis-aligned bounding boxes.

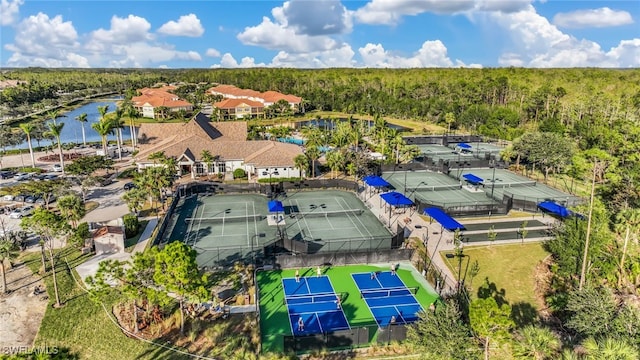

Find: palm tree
[326,151,344,179]
[18,123,36,167]
[112,108,124,160]
[200,150,214,178]
[97,105,109,121]
[91,120,113,157]
[56,195,86,229]
[75,113,88,146]
[293,154,308,178]
[47,109,62,124]
[305,146,320,178]
[513,325,560,360]
[0,238,19,294]
[126,106,138,148]
[581,337,639,360]
[46,122,65,173]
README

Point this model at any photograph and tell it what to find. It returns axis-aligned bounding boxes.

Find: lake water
[8,97,131,150]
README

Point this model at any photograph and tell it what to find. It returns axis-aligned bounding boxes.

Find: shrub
[233,168,247,179]
[70,222,91,248]
[123,214,139,238]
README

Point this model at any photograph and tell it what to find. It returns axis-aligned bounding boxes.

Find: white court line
[333,197,365,238]
[252,201,258,245]
[295,199,315,240]
[337,197,373,238]
[185,203,198,245]
[315,312,324,333]
[245,202,250,250]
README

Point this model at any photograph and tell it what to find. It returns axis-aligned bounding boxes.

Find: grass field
[22,247,193,360]
[441,243,549,311]
[257,263,439,354]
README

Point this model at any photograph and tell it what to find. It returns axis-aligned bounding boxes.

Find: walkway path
[132,218,158,253]
[359,186,556,294]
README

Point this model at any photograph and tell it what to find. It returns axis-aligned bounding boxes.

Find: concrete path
[359,187,557,294]
[132,218,158,253]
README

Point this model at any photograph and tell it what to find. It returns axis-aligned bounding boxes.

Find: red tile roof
[132,88,192,109]
[208,85,301,105]
[213,98,264,109]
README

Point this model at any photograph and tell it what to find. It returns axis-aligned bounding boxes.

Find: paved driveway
[81,179,131,223]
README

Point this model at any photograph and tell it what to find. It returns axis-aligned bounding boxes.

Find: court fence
[282,323,410,353]
[175,179,359,198]
[275,248,414,269]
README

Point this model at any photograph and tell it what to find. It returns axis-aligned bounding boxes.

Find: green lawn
[22,247,192,360]
[257,263,439,354]
[441,243,549,310]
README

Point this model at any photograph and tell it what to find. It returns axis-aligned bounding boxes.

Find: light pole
[490,161,497,199]
[266,169,279,199]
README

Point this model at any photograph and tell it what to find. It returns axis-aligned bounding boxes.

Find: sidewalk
[132,218,158,253]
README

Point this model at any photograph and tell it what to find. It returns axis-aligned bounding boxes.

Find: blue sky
[0,0,638,68]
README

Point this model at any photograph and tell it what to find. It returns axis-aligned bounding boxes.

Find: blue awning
[457,143,472,149]
[423,208,465,231]
[462,173,484,185]
[363,175,390,188]
[268,200,284,213]
[380,191,414,207]
[538,201,571,218]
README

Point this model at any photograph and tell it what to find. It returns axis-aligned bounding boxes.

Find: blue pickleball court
[352,271,424,327]
[282,275,350,336]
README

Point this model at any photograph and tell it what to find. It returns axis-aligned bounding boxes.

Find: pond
[8,97,130,150]
[296,118,409,131]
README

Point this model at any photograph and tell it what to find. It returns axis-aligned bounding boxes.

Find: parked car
[24,195,40,204]
[14,173,31,181]
[32,174,46,181]
[0,171,15,179]
[36,194,56,205]
[44,174,59,181]
[9,206,34,219]
[123,182,137,190]
[13,194,27,202]
[52,164,63,172]
[3,194,15,201]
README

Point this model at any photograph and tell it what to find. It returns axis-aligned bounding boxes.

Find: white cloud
[359,40,463,68]
[553,7,634,29]
[214,53,266,68]
[282,0,352,35]
[3,12,89,67]
[490,5,637,67]
[355,0,473,25]
[157,14,204,37]
[238,16,339,53]
[87,15,152,52]
[205,48,221,57]
[606,38,640,68]
[0,0,23,26]
[270,44,356,67]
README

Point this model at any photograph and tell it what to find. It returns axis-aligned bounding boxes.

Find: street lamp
[265,169,279,199]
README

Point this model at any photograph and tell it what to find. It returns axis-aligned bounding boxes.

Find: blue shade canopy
[423,208,466,231]
[380,191,414,207]
[538,201,571,218]
[268,200,285,212]
[462,173,484,185]
[457,143,472,149]
[363,175,390,187]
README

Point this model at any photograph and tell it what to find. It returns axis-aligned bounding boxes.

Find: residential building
[132,86,193,119]
[208,85,303,117]
[135,113,304,180]
[213,98,265,120]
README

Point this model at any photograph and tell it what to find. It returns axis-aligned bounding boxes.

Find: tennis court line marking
[315,313,324,333]
[333,197,364,238]
[295,199,315,240]
[245,202,250,250]
[390,272,424,312]
[336,197,373,239]
[185,203,197,245]
[252,201,258,248]
[281,282,295,335]
[304,277,311,295]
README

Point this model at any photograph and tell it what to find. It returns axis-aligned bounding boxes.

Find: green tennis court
[258,263,439,353]
[162,190,392,267]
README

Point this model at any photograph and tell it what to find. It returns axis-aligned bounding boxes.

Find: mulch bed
[37,153,83,162]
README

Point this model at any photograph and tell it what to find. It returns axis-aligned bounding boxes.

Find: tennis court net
[185,214,265,225]
[285,294,341,305]
[361,287,418,299]
[493,181,536,189]
[289,209,364,218]
[410,184,462,192]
